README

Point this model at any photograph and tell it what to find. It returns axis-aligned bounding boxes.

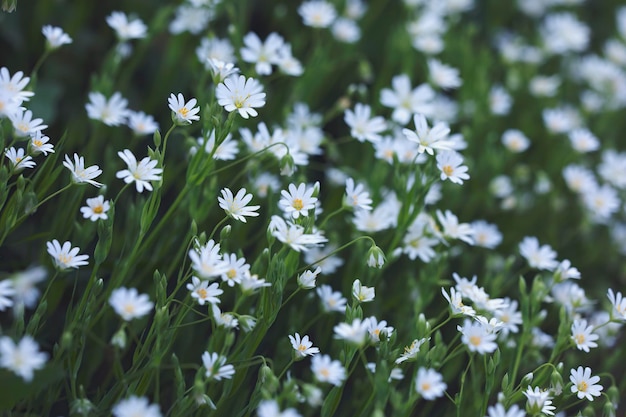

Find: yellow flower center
[227,269,237,279]
[58,254,71,265]
[293,198,304,210]
[469,335,482,346]
[298,344,307,352]
[124,304,135,314]
[33,139,43,146]
[180,107,189,117]
[421,382,431,391]
[442,165,454,176]
[577,381,588,392]
[197,288,208,299]
[575,334,585,345]
[320,368,330,377]
[93,205,104,214]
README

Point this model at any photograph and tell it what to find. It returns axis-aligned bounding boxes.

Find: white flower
[489,85,512,115]
[109,287,154,321]
[216,75,266,119]
[10,266,47,309]
[381,75,433,125]
[568,128,599,153]
[332,18,361,43]
[279,183,318,219]
[289,333,319,358]
[402,113,454,155]
[316,284,346,313]
[0,280,15,311]
[186,277,223,305]
[220,253,250,287]
[297,267,321,289]
[80,195,110,221]
[554,259,580,281]
[518,236,558,271]
[169,5,212,35]
[395,337,429,364]
[106,11,147,41]
[29,131,54,156]
[85,92,129,126]
[333,318,369,346]
[168,93,200,125]
[582,184,620,221]
[523,386,556,416]
[211,304,239,329]
[257,400,302,417]
[115,149,162,193]
[188,240,229,279]
[415,368,447,400]
[239,271,271,294]
[571,319,598,352]
[485,403,525,417]
[607,289,626,320]
[436,151,469,184]
[63,153,103,187]
[207,58,239,82]
[344,177,373,211]
[5,147,36,172]
[298,0,337,28]
[0,335,47,382]
[240,32,284,75]
[494,298,523,337]
[218,188,260,223]
[344,103,386,143]
[46,239,89,270]
[42,25,72,49]
[352,279,375,303]
[470,220,502,249]
[202,351,235,381]
[112,396,161,417]
[9,108,47,137]
[541,12,589,54]
[196,37,236,68]
[364,316,394,343]
[127,111,158,135]
[0,67,34,104]
[437,210,474,245]
[458,319,498,354]
[442,287,476,317]
[427,59,462,89]
[562,164,596,194]
[569,366,603,401]
[501,129,530,153]
[311,354,345,386]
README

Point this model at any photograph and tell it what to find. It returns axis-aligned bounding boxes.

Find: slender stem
[160,123,177,164]
[209,216,230,241]
[295,235,376,274]
[318,205,347,229]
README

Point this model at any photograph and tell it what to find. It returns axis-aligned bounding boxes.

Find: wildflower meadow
[2,0,626,416]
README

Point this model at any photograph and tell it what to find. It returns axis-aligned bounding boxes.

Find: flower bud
[279,152,295,176]
[366,244,386,268]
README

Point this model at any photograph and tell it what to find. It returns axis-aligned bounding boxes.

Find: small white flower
[188,240,229,279]
[523,386,556,416]
[168,93,200,125]
[63,153,103,187]
[442,287,476,317]
[257,400,302,417]
[501,129,530,153]
[46,239,89,270]
[333,318,369,346]
[0,67,34,104]
[112,396,161,417]
[42,25,72,49]
[345,178,373,211]
[106,11,147,41]
[316,284,346,313]
[85,92,129,126]
[569,366,603,401]
[186,277,223,305]
[0,335,47,382]
[402,113,454,155]
[211,304,239,329]
[220,253,250,287]
[0,280,15,311]
[470,220,502,249]
[571,319,599,353]
[289,333,320,359]
[352,279,375,303]
[9,108,47,137]
[298,0,337,28]
[279,183,318,219]
[458,319,498,354]
[607,288,626,320]
[395,337,429,364]
[109,287,154,321]
[202,351,235,381]
[518,236,558,271]
[436,151,469,184]
[364,316,394,343]
[115,149,162,193]
[240,32,284,76]
[80,195,111,221]
[427,59,462,89]
[415,367,447,400]
[207,58,239,82]
[344,103,386,143]
[127,111,158,135]
[216,75,266,119]
[218,188,260,223]
[485,404,525,417]
[9,266,47,309]
[5,147,36,172]
[29,131,54,156]
[569,128,599,153]
[311,354,345,386]
[436,210,474,245]
[297,267,321,289]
